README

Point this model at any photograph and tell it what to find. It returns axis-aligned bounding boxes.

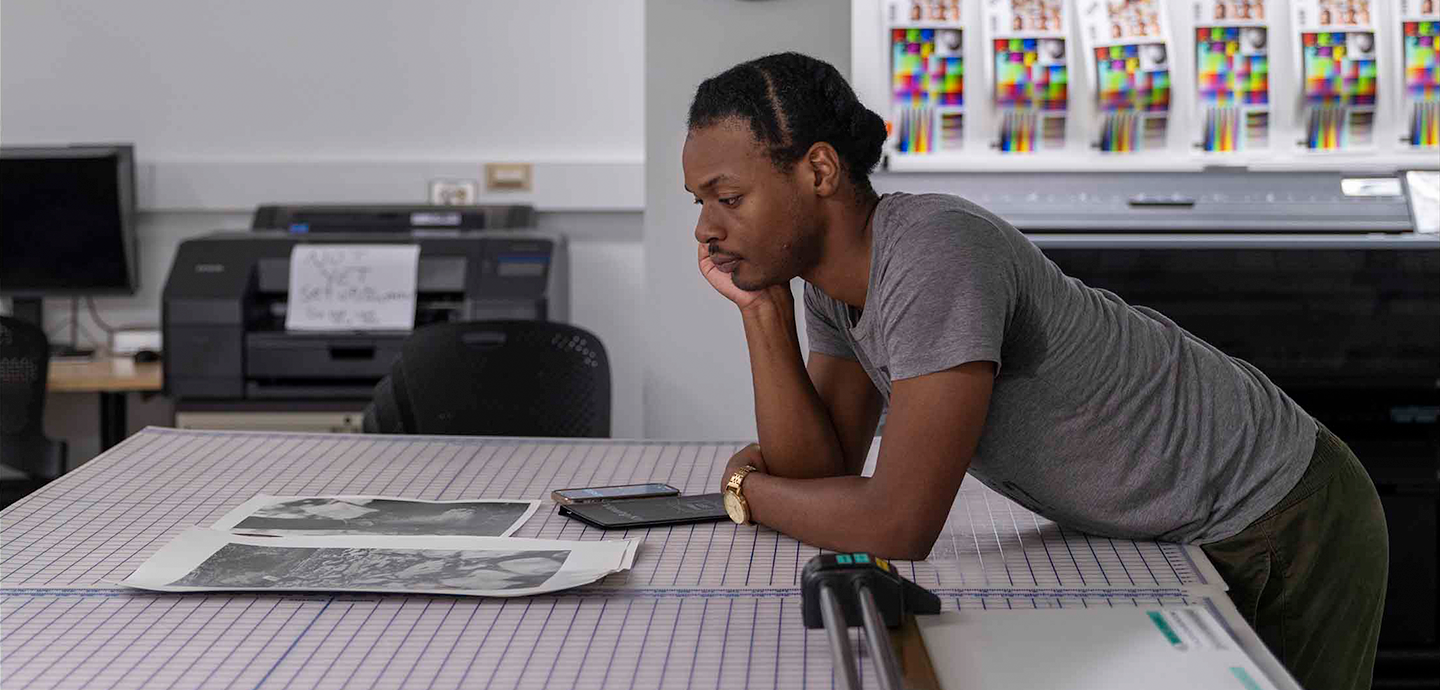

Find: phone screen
[552,483,679,503]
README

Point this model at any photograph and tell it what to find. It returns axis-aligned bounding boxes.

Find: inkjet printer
[162,230,567,401]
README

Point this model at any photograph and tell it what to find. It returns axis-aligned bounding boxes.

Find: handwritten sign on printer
[285,244,421,331]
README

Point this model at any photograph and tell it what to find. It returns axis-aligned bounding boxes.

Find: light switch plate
[485,163,533,191]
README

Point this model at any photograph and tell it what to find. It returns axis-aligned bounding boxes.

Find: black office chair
[363,321,611,438]
[1,316,68,508]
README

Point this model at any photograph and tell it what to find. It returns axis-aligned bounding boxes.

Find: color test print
[889,0,965,154]
[1079,0,1175,153]
[1292,0,1377,150]
[987,0,1068,152]
[1093,43,1172,151]
[1193,1,1271,151]
[1401,0,1440,148]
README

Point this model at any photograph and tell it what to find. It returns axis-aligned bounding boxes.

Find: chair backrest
[0,316,51,438]
[364,321,611,438]
[1,315,66,482]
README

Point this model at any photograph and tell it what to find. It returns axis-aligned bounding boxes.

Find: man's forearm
[739,295,848,479]
[742,472,939,560]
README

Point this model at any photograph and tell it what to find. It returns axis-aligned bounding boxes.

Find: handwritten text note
[285,244,421,331]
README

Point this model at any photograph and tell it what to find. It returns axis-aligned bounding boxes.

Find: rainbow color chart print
[889,0,965,155]
[985,0,1068,153]
[1292,0,1377,150]
[1193,1,1271,152]
[1401,1,1440,148]
[1079,0,1175,153]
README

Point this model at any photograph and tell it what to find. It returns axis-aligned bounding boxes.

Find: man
[683,52,1387,690]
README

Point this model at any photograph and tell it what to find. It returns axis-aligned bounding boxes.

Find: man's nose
[694,208,724,245]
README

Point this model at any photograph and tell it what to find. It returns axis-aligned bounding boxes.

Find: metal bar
[99,391,127,454]
[857,584,905,690]
[819,584,861,690]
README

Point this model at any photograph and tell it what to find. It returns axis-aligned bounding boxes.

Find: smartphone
[558,493,728,529]
[550,482,680,505]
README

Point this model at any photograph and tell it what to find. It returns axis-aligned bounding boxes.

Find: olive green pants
[1202,425,1388,690]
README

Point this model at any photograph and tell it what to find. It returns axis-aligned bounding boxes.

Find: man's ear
[804,142,842,198]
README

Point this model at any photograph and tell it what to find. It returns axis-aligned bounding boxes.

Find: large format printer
[162,230,566,429]
[882,169,1440,682]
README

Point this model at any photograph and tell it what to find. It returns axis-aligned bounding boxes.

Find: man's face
[682,119,822,292]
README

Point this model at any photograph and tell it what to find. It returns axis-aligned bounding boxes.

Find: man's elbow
[864,513,941,561]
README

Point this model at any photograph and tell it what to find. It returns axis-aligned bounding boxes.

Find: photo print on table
[120,530,640,598]
[167,544,569,592]
[214,495,540,538]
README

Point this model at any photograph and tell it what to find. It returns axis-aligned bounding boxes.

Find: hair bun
[847,106,887,174]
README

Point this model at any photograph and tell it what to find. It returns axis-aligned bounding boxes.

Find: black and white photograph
[120,529,640,598]
[212,495,540,538]
[168,544,569,592]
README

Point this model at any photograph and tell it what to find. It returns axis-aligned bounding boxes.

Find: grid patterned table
[0,428,1289,689]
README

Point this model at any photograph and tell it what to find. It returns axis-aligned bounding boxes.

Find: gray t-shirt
[805,192,1316,543]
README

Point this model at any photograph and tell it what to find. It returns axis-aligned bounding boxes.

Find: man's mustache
[707,242,738,259]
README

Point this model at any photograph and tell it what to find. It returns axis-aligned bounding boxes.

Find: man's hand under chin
[697,243,792,313]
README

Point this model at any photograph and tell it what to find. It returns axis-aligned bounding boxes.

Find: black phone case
[557,493,728,530]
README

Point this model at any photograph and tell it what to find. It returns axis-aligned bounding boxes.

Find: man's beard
[731,219,823,292]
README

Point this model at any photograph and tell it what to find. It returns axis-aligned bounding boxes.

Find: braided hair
[687,52,887,198]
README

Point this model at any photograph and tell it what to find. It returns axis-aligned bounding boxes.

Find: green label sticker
[1229,667,1264,690]
[836,555,853,564]
[1147,611,1185,649]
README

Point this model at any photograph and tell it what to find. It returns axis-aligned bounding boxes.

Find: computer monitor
[0,144,139,298]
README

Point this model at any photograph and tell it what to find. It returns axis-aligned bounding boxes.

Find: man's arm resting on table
[739,291,883,479]
[737,361,994,560]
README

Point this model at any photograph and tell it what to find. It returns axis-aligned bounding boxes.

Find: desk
[46,358,162,453]
[0,428,1298,689]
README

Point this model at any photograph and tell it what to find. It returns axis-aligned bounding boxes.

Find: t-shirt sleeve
[803,282,859,360]
[875,210,1018,380]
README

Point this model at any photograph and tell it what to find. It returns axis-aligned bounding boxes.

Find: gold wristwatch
[723,464,759,525]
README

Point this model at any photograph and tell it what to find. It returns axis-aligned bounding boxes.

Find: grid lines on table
[0,587,1207,690]
[0,428,1209,592]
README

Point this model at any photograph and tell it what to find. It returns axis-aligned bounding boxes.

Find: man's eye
[692,198,703,205]
[718,196,740,207]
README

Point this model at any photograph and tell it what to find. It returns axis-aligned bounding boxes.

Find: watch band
[727,464,758,494]
[725,464,759,525]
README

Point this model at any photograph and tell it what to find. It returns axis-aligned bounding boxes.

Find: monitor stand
[51,345,97,359]
[10,297,96,359]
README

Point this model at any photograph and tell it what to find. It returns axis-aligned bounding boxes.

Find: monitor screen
[0,145,138,296]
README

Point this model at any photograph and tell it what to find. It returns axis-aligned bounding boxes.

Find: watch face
[723,491,745,523]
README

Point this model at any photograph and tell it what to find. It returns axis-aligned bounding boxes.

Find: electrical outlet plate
[485,163,533,191]
[428,178,479,205]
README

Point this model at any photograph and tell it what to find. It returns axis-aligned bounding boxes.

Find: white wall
[2,0,642,159]
[2,0,650,449]
[642,0,850,440]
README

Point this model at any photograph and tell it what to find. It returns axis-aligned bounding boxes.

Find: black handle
[328,346,375,360]
[1128,195,1197,208]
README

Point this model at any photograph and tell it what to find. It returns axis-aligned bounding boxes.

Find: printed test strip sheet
[1191,0,1273,151]
[983,0,1070,152]
[0,587,1268,690]
[1291,0,1379,150]
[0,428,1221,593]
[1400,0,1440,148]
[886,0,967,154]
[1077,0,1177,152]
